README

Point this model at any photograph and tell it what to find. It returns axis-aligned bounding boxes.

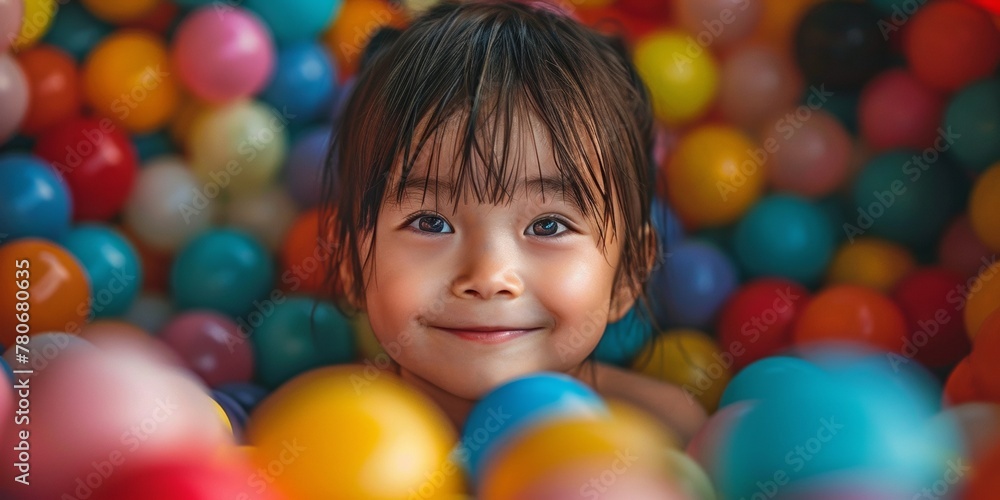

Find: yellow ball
[634,329,731,413]
[666,125,765,229]
[970,163,1000,252]
[634,30,718,126]
[82,30,180,133]
[13,0,56,51]
[826,238,916,293]
[246,366,464,500]
[479,410,677,500]
[965,260,1000,340]
[81,0,161,23]
[212,398,234,436]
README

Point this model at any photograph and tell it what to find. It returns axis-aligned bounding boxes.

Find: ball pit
[1,0,998,497]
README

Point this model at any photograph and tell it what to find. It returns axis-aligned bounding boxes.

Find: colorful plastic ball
[666,125,765,229]
[719,356,827,409]
[944,357,982,406]
[123,156,213,253]
[950,80,1000,172]
[11,0,56,51]
[716,279,811,373]
[122,0,180,34]
[653,239,739,329]
[250,297,355,389]
[211,389,245,435]
[0,53,29,143]
[171,7,275,103]
[80,0,160,23]
[82,30,180,133]
[970,163,1000,251]
[216,382,270,415]
[892,268,971,368]
[259,42,338,127]
[479,413,679,500]
[0,0,23,52]
[762,109,853,197]
[159,311,254,388]
[0,153,71,241]
[826,238,916,293]
[593,305,654,366]
[633,30,718,126]
[904,1,1000,92]
[718,43,803,131]
[92,457,281,500]
[170,229,275,318]
[793,1,889,89]
[858,69,944,152]
[733,194,835,285]
[279,209,330,295]
[188,100,288,196]
[16,45,81,136]
[635,329,731,413]
[323,0,406,78]
[686,400,752,484]
[461,372,607,481]
[223,186,299,252]
[675,0,763,48]
[792,285,908,353]
[849,150,962,248]
[0,239,90,347]
[247,366,463,500]
[285,126,331,208]
[40,2,113,62]
[59,224,142,318]
[971,308,1000,400]
[940,215,995,279]
[966,441,1000,499]
[33,116,138,221]
[244,0,342,44]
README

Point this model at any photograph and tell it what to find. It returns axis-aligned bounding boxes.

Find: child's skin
[349,114,707,444]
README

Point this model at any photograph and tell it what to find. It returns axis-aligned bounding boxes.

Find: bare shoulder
[593,362,708,445]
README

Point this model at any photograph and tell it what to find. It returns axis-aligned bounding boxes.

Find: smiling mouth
[433,327,541,345]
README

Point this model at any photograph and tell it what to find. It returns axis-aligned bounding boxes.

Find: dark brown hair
[320,0,659,336]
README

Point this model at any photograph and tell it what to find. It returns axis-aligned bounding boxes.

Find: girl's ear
[608,223,656,323]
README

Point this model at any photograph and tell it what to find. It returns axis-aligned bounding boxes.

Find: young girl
[322,0,706,444]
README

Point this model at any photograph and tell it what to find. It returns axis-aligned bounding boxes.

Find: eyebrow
[392,175,589,214]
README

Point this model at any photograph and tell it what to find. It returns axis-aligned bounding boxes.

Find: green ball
[251,297,356,389]
[849,150,962,247]
[943,78,1000,172]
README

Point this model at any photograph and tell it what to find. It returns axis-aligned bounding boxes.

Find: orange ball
[82,30,180,133]
[666,125,766,229]
[792,284,908,354]
[944,357,984,406]
[971,308,1000,401]
[323,0,407,79]
[965,440,1000,500]
[16,45,81,136]
[279,209,329,295]
[965,259,1000,339]
[0,239,90,347]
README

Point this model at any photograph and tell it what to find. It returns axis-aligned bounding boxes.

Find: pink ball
[859,68,945,152]
[158,311,253,388]
[171,7,275,103]
[939,215,995,279]
[762,110,853,197]
[718,44,803,131]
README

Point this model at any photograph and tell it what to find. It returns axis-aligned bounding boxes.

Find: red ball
[904,0,1000,91]
[891,267,971,368]
[618,0,672,23]
[716,278,810,372]
[33,117,138,221]
[943,357,983,406]
[971,308,1000,401]
[859,68,945,151]
[16,45,81,136]
[93,459,281,500]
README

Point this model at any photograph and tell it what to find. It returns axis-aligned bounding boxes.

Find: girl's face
[359,118,634,399]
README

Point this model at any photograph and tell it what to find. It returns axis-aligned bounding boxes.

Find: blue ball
[719,356,826,409]
[652,239,739,328]
[593,305,654,366]
[60,224,143,317]
[170,229,275,318]
[651,196,683,254]
[260,42,339,127]
[284,126,333,208]
[733,194,836,286]
[211,389,250,438]
[244,0,343,44]
[41,3,113,62]
[459,372,607,482]
[0,154,72,242]
[216,382,270,414]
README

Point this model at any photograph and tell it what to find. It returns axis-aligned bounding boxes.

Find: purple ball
[284,126,333,208]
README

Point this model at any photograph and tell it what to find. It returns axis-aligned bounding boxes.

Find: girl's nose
[450,240,525,300]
